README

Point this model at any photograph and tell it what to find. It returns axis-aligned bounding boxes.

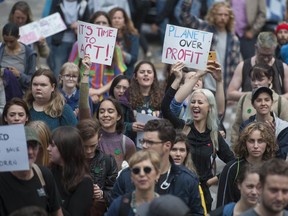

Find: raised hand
[171,62,185,81]
[206,60,222,82]
[82,54,92,71]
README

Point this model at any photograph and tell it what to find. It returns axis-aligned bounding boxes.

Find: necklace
[160,164,171,190]
[130,191,159,214]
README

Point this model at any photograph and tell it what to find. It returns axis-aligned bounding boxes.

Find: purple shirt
[231,0,248,37]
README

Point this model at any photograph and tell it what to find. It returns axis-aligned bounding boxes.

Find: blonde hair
[59,62,80,87]
[27,120,51,166]
[188,89,219,150]
[24,68,66,118]
[205,2,235,32]
[128,150,161,174]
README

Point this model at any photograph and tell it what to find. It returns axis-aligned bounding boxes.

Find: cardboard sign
[0,125,29,172]
[77,20,118,66]
[19,12,67,45]
[162,24,213,70]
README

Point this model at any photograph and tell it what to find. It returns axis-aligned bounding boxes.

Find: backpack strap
[118,192,132,216]
[32,163,45,187]
[278,95,282,116]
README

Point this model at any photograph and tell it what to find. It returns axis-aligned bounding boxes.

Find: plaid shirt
[180,0,241,92]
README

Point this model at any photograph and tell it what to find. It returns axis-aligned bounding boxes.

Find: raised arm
[79,55,92,120]
[227,61,248,101]
[208,61,225,115]
[175,70,207,103]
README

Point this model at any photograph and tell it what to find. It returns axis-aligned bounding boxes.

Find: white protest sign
[19,12,67,45]
[77,20,118,66]
[136,113,159,149]
[162,24,213,70]
[0,124,29,172]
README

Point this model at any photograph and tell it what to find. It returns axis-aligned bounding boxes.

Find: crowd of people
[1,0,288,216]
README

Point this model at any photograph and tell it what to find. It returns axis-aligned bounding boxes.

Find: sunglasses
[131,166,152,175]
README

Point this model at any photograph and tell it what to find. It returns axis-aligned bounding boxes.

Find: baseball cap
[137,195,190,216]
[25,126,42,147]
[251,86,273,104]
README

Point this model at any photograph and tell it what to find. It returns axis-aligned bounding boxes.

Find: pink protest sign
[19,12,66,45]
[77,21,118,66]
[162,24,213,70]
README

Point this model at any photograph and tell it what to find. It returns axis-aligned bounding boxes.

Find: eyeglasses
[131,166,152,175]
[138,139,164,146]
[62,74,78,80]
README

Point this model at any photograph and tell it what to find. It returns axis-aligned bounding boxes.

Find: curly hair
[205,2,235,32]
[128,61,163,111]
[24,68,66,118]
[233,122,278,160]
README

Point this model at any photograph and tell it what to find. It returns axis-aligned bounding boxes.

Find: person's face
[98,100,121,132]
[260,175,288,214]
[12,9,28,27]
[4,105,28,125]
[252,92,273,115]
[142,131,168,157]
[246,130,267,160]
[94,15,110,27]
[27,141,40,166]
[256,47,275,64]
[83,133,99,159]
[32,75,55,103]
[214,6,230,30]
[111,10,125,29]
[60,73,78,89]
[190,92,210,123]
[277,29,288,46]
[170,141,187,165]
[238,173,259,206]
[131,159,160,191]
[47,142,62,165]
[135,63,155,88]
[113,79,129,100]
[3,35,19,50]
[250,74,272,89]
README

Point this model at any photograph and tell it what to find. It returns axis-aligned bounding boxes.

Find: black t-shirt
[0,166,61,215]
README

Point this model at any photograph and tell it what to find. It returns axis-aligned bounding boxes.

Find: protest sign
[19,12,67,45]
[0,125,29,172]
[162,24,213,70]
[77,20,118,65]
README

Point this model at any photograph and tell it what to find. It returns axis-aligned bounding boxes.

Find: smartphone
[208,51,216,61]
